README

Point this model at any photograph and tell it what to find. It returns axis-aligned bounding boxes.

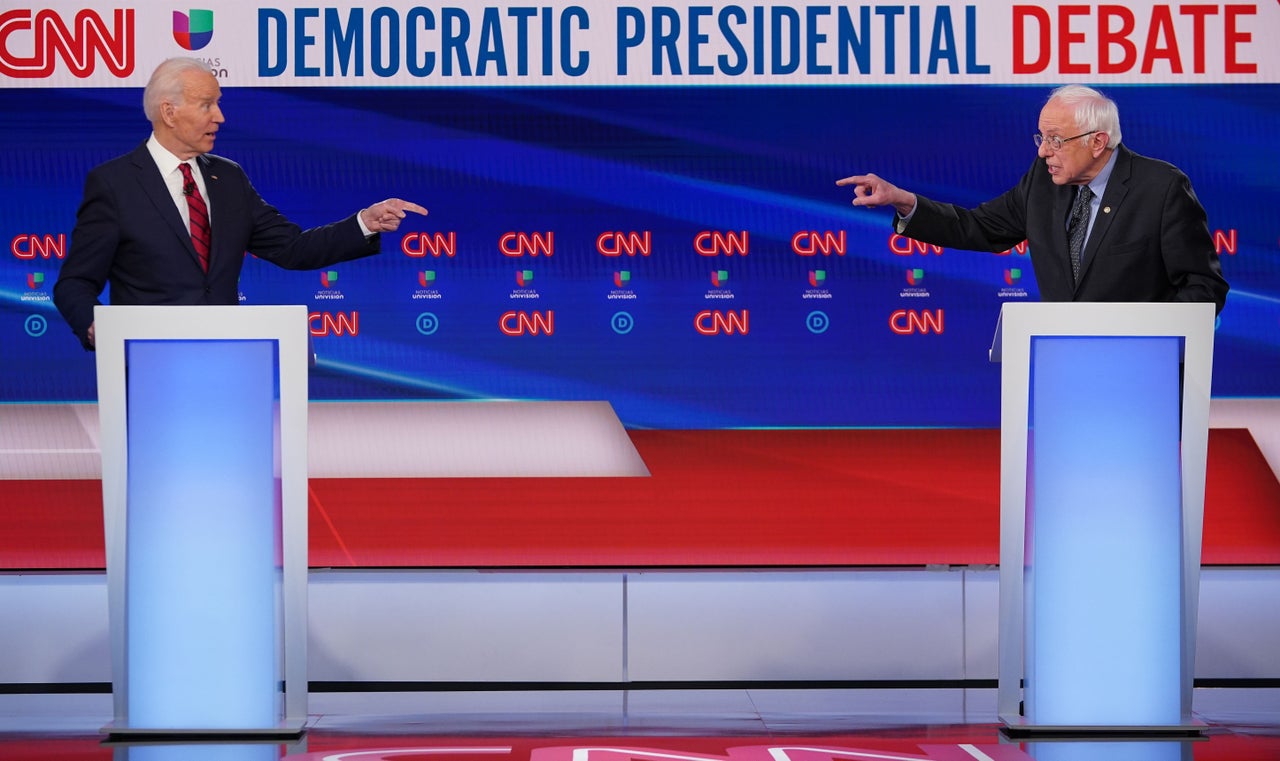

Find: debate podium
[94,305,310,738]
[989,302,1215,735]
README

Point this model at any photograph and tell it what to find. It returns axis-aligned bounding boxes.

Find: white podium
[989,302,1215,735]
[94,305,310,738]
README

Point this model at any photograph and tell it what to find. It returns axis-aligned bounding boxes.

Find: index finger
[835,174,870,186]
[397,201,429,216]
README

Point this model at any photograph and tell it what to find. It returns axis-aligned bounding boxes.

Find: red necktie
[178,163,211,272]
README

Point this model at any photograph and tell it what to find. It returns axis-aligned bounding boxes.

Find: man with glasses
[836,84,1228,314]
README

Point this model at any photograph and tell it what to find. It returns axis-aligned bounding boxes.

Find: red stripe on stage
[1200,427,1280,564]
[308,428,1002,567]
[0,479,103,569]
[3,428,1278,570]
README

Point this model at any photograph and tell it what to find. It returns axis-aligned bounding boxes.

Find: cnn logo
[695,310,749,335]
[500,310,554,336]
[309,311,359,337]
[890,309,944,335]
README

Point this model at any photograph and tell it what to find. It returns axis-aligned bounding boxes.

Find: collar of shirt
[145,134,210,220]
[1083,148,1119,210]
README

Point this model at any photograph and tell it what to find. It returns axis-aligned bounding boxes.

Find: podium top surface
[93,305,308,343]
[989,302,1215,363]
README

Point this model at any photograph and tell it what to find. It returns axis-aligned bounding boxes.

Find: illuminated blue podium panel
[989,302,1216,735]
[94,306,310,738]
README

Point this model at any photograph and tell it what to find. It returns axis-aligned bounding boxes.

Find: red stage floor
[1,688,1278,760]
[2,428,1279,569]
[3,732,1277,761]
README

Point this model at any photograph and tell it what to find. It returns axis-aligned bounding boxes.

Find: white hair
[142,57,213,123]
[1048,84,1122,148]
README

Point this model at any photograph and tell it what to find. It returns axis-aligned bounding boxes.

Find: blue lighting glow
[124,340,281,728]
[1027,336,1184,726]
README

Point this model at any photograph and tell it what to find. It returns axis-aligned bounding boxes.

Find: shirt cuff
[893,198,919,234]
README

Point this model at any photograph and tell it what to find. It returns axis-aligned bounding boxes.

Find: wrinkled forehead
[1037,98,1077,134]
[177,70,221,104]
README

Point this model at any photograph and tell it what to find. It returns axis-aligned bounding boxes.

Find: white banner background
[2,1,1278,87]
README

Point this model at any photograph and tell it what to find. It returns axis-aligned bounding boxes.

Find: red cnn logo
[500,232,554,257]
[889,235,944,256]
[695,309,749,335]
[694,230,749,256]
[996,240,1029,256]
[791,230,846,256]
[401,232,456,257]
[0,9,134,78]
[597,231,651,257]
[890,309,944,335]
[309,311,359,337]
[500,310,554,336]
[11,233,67,259]
[1213,229,1237,256]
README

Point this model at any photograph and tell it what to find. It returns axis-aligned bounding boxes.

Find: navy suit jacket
[900,144,1228,313]
[54,141,381,348]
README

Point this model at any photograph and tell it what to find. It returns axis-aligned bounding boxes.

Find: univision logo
[173,10,214,51]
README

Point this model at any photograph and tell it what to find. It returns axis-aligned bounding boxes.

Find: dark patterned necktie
[1067,185,1093,284]
[178,163,211,272]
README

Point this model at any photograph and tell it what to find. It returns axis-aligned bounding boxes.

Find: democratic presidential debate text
[4,2,1274,86]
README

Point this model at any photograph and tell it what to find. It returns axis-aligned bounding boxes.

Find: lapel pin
[1103,206,1111,214]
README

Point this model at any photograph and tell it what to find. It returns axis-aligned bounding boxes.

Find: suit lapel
[130,143,201,268]
[1078,146,1132,284]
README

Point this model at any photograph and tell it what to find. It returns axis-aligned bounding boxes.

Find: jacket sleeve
[1158,170,1229,313]
[899,163,1036,254]
[53,168,119,350]
[236,171,381,270]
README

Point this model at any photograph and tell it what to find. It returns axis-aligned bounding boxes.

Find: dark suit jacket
[54,141,381,348]
[900,144,1228,313]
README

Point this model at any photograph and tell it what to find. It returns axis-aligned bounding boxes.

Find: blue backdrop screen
[2,83,1276,428]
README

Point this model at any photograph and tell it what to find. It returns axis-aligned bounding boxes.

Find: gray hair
[142,57,214,122]
[1048,84,1123,148]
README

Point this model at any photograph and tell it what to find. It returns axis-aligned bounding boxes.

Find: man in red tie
[53,57,427,350]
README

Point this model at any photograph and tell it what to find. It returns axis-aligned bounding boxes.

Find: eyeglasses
[1034,130,1097,151]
